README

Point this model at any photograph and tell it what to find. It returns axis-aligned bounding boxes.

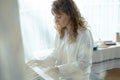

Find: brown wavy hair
[51,0,87,43]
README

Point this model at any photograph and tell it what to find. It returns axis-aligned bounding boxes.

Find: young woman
[28,0,93,80]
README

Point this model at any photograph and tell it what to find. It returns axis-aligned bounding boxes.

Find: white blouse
[42,28,93,80]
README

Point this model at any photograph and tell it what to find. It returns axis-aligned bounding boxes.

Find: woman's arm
[58,45,92,74]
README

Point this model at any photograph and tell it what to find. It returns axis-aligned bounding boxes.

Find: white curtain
[18,0,56,60]
[18,0,120,60]
[74,0,120,41]
[0,0,25,80]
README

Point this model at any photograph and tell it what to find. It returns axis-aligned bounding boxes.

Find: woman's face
[54,12,70,28]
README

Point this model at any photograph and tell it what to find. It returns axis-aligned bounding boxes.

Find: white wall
[0,0,25,80]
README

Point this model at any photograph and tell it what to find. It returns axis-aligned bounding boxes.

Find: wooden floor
[104,68,120,80]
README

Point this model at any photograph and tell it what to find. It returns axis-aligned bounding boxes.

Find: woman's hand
[45,67,60,79]
[46,67,59,75]
[27,60,43,67]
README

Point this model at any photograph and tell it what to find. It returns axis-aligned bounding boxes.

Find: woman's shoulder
[77,27,93,42]
[77,27,93,46]
[78,27,91,35]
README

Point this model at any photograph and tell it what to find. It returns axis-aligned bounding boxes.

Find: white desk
[92,43,120,73]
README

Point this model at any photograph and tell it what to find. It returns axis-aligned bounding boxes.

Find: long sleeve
[41,33,60,67]
[57,29,93,75]
[41,50,57,67]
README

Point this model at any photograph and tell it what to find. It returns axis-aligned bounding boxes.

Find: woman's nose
[55,18,59,24]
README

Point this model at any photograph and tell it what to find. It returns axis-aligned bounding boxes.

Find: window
[75,0,120,41]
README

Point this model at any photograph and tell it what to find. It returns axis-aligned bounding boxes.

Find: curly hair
[51,0,87,43]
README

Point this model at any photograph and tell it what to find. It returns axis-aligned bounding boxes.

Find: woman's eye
[57,16,61,19]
